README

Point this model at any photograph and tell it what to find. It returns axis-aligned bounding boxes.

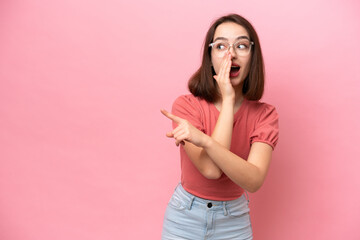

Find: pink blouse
[172,94,279,200]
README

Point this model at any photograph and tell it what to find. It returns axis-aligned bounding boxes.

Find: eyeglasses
[209,39,254,57]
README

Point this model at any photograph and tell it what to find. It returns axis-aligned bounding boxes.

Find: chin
[230,77,243,86]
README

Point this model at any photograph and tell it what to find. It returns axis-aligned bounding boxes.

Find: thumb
[166,132,174,138]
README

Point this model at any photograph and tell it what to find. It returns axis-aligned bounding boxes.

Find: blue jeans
[162,183,253,240]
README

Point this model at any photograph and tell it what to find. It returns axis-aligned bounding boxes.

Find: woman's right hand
[213,52,235,103]
[161,109,210,148]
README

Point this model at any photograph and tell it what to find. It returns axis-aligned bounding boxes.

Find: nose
[228,44,236,58]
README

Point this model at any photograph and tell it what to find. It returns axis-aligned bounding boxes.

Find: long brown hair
[188,14,265,102]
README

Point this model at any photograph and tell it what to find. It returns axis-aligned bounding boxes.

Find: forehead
[213,22,249,41]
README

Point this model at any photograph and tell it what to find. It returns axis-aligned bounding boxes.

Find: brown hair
[188,14,265,102]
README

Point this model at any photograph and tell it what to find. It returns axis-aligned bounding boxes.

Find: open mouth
[230,64,240,78]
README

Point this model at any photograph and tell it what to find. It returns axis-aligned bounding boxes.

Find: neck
[215,83,244,105]
[234,92,244,109]
[214,89,244,113]
[234,83,244,105]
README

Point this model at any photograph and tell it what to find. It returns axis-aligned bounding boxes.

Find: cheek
[241,58,251,76]
[211,57,222,75]
[242,63,250,76]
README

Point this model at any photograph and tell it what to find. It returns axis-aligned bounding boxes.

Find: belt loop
[222,202,228,216]
[188,196,195,210]
[244,190,250,203]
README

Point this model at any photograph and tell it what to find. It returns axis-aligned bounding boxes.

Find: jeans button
[207,202,212,208]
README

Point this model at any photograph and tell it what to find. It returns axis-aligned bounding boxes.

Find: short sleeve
[171,95,204,132]
[250,104,279,150]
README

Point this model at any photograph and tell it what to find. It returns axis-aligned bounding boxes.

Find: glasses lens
[212,42,229,57]
[234,40,252,56]
[211,40,252,57]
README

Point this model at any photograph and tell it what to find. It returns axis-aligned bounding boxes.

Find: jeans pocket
[168,194,187,211]
[228,197,250,217]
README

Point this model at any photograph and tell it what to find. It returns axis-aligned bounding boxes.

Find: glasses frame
[209,40,254,56]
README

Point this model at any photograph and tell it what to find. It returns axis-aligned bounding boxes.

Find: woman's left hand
[213,52,235,102]
[161,109,208,147]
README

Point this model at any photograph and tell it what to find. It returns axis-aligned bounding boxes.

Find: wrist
[201,134,213,149]
[220,98,235,115]
[221,96,235,106]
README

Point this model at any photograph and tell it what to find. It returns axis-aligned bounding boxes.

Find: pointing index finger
[160,109,182,123]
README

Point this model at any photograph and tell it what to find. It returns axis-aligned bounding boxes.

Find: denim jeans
[162,183,253,240]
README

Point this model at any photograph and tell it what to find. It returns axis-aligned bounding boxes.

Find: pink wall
[1,0,359,239]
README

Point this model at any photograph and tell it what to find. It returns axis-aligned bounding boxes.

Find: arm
[161,110,274,193]
[202,138,273,193]
[180,98,234,179]
[169,52,235,179]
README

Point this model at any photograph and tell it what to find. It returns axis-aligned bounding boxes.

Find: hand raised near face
[213,52,235,102]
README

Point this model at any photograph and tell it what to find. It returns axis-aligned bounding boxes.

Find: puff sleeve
[171,95,205,132]
[250,104,279,150]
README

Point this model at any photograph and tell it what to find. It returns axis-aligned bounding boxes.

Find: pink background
[1,0,359,239]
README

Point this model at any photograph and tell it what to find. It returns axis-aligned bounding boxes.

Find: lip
[230,63,240,78]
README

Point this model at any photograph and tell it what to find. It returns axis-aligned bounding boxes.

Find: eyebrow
[213,36,250,42]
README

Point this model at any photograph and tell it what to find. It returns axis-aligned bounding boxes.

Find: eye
[214,42,227,51]
[236,41,250,50]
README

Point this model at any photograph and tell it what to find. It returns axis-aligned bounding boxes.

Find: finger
[225,53,232,78]
[218,53,231,83]
[171,124,185,136]
[174,132,189,145]
[166,131,185,146]
[176,140,185,146]
[218,53,230,81]
[161,109,182,123]
[175,137,186,146]
[166,132,184,146]
[222,52,231,75]
[214,53,230,82]
[166,132,174,138]
[173,129,186,140]
[218,54,229,78]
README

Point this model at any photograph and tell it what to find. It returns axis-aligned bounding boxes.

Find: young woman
[161,14,279,240]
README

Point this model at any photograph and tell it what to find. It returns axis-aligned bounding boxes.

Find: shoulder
[247,100,279,149]
[173,94,207,111]
[171,94,207,130]
[246,100,277,115]
[174,94,202,105]
[245,100,278,123]
[246,99,276,112]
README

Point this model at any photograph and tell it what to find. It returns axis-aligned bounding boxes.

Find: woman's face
[211,22,252,90]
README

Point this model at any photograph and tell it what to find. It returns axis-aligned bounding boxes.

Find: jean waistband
[174,183,249,215]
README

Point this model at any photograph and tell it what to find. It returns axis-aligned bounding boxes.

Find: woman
[161,14,279,240]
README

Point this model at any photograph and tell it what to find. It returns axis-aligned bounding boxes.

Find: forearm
[202,136,265,192]
[181,52,236,179]
[196,99,234,178]
[211,99,234,148]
